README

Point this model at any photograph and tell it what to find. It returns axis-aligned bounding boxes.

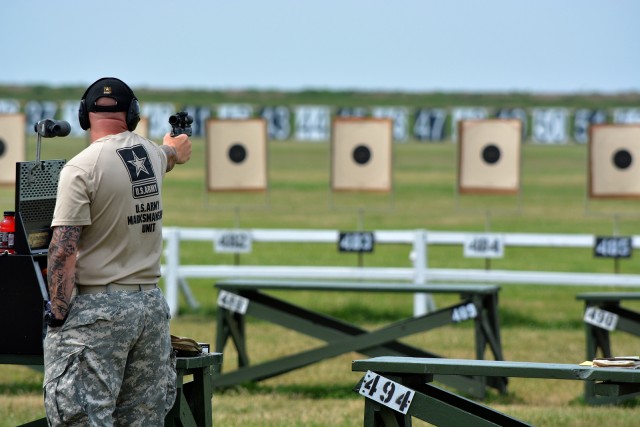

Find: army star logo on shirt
[117,144,159,199]
[128,151,149,176]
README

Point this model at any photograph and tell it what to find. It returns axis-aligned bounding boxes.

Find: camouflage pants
[43,288,177,427]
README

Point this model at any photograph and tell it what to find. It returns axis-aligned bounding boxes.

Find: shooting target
[205,119,267,191]
[457,119,521,194]
[331,118,392,192]
[589,124,640,199]
[0,114,26,185]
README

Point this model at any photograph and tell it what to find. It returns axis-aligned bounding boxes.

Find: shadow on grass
[183,305,585,330]
[498,307,583,330]
[217,382,360,400]
[186,303,412,323]
[0,380,43,395]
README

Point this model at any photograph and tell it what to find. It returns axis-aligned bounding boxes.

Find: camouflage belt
[76,284,157,294]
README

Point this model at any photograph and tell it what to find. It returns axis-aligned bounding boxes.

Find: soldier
[43,77,191,426]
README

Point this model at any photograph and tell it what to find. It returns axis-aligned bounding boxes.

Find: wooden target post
[204,119,269,232]
[456,119,522,269]
[587,125,640,272]
[0,114,26,186]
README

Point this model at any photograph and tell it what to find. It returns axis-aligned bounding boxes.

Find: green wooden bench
[214,279,507,398]
[352,356,640,426]
[165,352,223,427]
[576,292,640,404]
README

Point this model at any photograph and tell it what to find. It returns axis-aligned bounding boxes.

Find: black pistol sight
[169,112,193,137]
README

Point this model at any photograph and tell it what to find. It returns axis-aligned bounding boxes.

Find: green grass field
[2,136,640,426]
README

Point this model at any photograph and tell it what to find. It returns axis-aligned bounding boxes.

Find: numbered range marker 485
[358,371,415,415]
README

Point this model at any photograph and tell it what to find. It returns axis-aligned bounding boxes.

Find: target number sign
[338,232,375,253]
[584,306,619,331]
[593,236,632,259]
[215,230,252,253]
[452,302,478,323]
[217,290,250,314]
[463,234,505,258]
[358,371,415,414]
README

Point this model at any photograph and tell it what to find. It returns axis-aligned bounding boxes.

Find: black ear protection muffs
[78,77,140,131]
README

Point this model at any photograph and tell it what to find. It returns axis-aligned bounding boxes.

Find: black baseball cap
[83,77,137,113]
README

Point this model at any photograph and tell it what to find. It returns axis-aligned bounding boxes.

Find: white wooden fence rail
[160,227,640,316]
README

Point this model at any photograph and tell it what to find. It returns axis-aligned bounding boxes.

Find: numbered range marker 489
[358,371,415,415]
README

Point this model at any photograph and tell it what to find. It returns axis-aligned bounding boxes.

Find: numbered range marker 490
[358,371,415,415]
[584,306,619,332]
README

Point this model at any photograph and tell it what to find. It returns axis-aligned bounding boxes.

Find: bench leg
[363,398,411,427]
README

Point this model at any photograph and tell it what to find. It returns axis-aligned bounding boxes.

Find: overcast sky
[2,0,638,93]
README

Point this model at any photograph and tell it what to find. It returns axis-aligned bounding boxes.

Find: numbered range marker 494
[358,371,415,415]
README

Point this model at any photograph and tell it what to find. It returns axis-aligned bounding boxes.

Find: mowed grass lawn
[2,136,640,426]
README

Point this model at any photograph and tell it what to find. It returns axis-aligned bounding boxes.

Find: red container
[0,211,15,254]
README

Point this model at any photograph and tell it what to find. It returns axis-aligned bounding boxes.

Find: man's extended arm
[161,132,192,172]
[47,225,81,320]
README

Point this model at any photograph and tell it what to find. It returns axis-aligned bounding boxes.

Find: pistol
[169,111,193,137]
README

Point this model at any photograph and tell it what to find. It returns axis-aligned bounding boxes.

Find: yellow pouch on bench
[171,335,202,357]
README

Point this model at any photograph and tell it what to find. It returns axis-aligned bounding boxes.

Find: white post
[163,227,180,317]
[412,229,435,316]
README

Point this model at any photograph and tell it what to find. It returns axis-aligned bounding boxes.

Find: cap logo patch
[103,86,112,95]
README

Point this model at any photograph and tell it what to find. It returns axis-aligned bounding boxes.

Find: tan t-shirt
[51,131,167,285]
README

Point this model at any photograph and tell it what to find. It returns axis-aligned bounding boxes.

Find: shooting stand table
[352,356,640,427]
[214,279,507,398]
[576,292,640,404]
[165,352,223,427]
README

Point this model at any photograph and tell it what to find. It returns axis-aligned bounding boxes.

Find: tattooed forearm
[47,225,81,319]
[160,145,177,172]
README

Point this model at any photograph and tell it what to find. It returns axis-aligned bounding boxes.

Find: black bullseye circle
[228,143,247,164]
[613,149,632,170]
[0,139,5,157]
[482,144,501,164]
[353,144,371,165]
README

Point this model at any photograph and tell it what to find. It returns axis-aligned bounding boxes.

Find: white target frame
[589,124,640,199]
[0,114,26,186]
[331,117,393,192]
[457,119,522,195]
[205,119,267,192]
